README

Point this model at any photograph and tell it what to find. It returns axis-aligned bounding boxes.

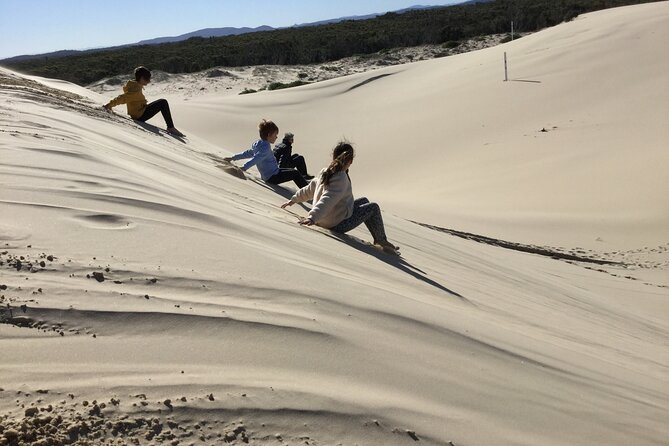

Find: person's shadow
[246,172,467,300]
[281,210,468,302]
[323,230,468,302]
[247,177,312,212]
[206,156,466,301]
[133,120,187,143]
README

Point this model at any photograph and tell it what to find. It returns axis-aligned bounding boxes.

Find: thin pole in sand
[504,52,509,82]
[511,21,515,41]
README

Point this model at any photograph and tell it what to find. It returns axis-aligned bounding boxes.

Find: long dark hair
[321,142,355,186]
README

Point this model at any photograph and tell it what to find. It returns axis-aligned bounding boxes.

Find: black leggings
[279,154,309,176]
[137,99,174,128]
[267,169,309,188]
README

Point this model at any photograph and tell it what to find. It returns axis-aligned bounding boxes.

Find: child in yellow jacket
[104,67,184,137]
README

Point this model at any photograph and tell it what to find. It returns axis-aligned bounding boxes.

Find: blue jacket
[231,139,280,180]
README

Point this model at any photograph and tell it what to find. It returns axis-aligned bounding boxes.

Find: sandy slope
[169,2,669,252]
[1,3,668,446]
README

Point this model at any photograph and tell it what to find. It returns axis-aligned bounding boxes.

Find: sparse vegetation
[267,80,310,91]
[500,33,521,43]
[1,0,661,85]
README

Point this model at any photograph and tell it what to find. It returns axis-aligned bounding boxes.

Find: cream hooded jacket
[291,169,354,228]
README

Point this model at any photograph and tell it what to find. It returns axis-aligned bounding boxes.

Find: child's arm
[292,179,317,203]
[281,177,317,209]
[105,83,145,109]
[236,141,269,172]
[224,146,253,163]
[281,178,318,209]
[230,148,253,160]
[105,92,130,109]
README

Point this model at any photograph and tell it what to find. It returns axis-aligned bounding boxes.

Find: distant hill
[134,6,450,46]
[0,27,276,64]
[0,4,458,64]
[136,26,275,45]
[292,4,452,27]
[2,50,83,64]
[138,5,454,43]
[2,0,661,85]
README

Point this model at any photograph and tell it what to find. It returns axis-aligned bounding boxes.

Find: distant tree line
[1,0,660,85]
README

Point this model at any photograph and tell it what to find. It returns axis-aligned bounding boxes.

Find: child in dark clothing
[273,133,313,180]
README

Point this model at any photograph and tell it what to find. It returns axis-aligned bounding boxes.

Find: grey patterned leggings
[330,197,387,243]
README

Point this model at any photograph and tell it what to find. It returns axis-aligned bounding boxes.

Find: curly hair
[258,119,279,140]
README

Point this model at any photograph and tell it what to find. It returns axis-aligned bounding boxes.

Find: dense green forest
[1,0,660,85]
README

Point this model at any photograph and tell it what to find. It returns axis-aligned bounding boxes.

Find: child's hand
[298,217,315,226]
[223,157,233,162]
[102,104,112,112]
[280,200,295,209]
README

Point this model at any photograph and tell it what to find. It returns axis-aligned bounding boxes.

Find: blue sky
[0,0,460,59]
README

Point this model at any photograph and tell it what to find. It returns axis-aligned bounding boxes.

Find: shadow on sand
[510,79,542,84]
[322,230,468,301]
[203,155,466,300]
[133,120,187,143]
[249,178,311,212]
[280,207,468,301]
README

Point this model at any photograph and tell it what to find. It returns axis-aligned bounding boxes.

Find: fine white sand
[170,3,669,253]
[1,3,668,446]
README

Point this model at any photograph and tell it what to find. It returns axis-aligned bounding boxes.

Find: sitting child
[273,132,314,180]
[224,120,309,188]
[104,66,185,137]
[281,142,398,253]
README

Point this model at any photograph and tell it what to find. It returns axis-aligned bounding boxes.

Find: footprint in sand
[73,214,135,230]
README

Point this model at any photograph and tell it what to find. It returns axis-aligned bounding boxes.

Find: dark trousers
[279,154,309,176]
[137,99,174,128]
[267,169,309,188]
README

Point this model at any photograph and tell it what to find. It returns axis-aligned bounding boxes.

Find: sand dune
[170,2,669,251]
[1,3,668,446]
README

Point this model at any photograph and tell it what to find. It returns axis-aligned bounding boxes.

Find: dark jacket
[273,141,293,167]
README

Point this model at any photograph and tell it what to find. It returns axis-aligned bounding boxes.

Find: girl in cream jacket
[282,142,397,252]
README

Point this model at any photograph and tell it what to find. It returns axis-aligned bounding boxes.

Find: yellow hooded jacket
[107,80,147,118]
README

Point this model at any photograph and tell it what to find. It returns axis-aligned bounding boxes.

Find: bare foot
[375,239,400,252]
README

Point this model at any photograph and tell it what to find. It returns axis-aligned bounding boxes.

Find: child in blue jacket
[225,120,308,188]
